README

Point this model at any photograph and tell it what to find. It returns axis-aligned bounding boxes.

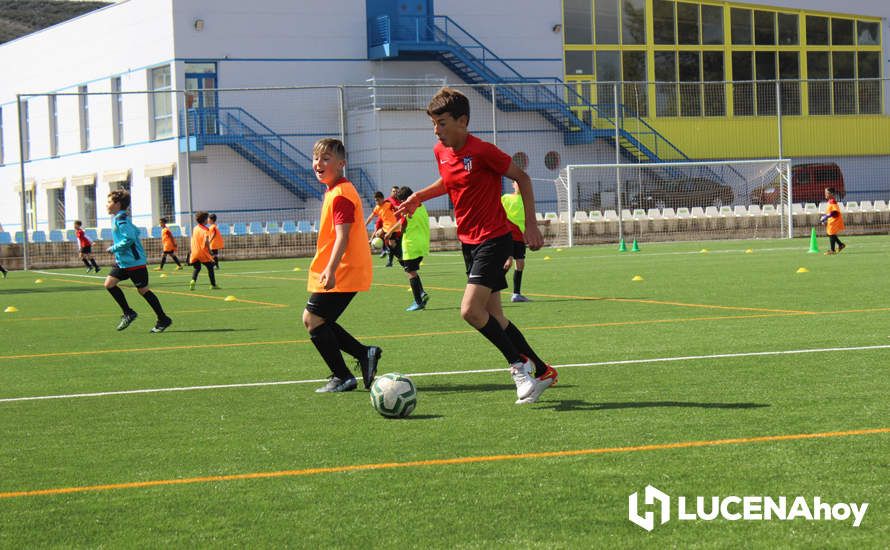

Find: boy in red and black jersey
[397,87,557,404]
[74,220,100,273]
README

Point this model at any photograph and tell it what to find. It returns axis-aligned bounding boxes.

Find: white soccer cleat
[510,359,535,400]
[515,377,555,404]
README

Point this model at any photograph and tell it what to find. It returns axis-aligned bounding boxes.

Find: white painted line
[2,343,888,404]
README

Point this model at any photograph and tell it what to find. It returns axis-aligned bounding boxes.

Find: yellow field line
[371,283,815,314]
[0,427,885,500]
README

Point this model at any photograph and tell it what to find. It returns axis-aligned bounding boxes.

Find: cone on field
[618,238,627,252]
[796,267,810,274]
[159,273,168,278]
[4,306,18,313]
[745,248,754,254]
[807,227,819,254]
[632,275,644,282]
[631,239,640,252]
[224,295,237,302]
[543,255,552,260]
[293,267,301,271]
[700,249,709,254]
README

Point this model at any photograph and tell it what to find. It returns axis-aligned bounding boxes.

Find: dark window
[756,51,777,116]
[730,8,752,45]
[732,51,754,116]
[806,16,828,45]
[833,51,855,114]
[655,51,678,116]
[595,0,620,44]
[676,3,699,45]
[564,0,592,44]
[754,11,775,45]
[622,0,646,45]
[777,13,798,45]
[679,51,701,116]
[857,21,879,45]
[778,52,800,115]
[596,50,621,115]
[702,51,725,116]
[831,18,854,46]
[653,0,675,45]
[807,52,831,115]
[622,51,647,116]
[566,51,594,75]
[858,51,881,114]
[701,5,723,45]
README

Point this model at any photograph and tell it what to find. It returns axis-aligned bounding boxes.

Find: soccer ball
[371,237,384,251]
[370,373,417,418]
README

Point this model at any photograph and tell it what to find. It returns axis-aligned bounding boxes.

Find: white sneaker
[515,377,555,404]
[510,359,535,400]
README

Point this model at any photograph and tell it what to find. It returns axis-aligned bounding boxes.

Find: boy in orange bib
[820,187,846,255]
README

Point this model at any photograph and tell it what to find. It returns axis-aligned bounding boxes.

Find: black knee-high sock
[476,315,521,364]
[212,251,219,268]
[159,255,167,269]
[90,258,99,270]
[172,254,182,267]
[330,322,366,359]
[513,270,523,294]
[205,263,216,285]
[141,290,167,320]
[504,321,547,376]
[82,258,92,269]
[309,324,352,380]
[0,265,7,275]
[409,276,424,304]
[192,263,201,281]
[107,286,133,314]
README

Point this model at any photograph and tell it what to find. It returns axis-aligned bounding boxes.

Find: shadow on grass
[537,400,770,412]
[0,286,101,295]
[417,383,580,393]
[390,414,443,420]
[169,328,256,333]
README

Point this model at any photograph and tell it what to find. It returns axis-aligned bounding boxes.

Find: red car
[751,163,845,205]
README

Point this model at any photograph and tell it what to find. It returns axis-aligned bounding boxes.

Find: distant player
[188,211,218,290]
[396,87,557,404]
[74,220,100,273]
[304,138,381,392]
[501,181,530,302]
[103,190,172,332]
[366,191,400,267]
[155,218,183,270]
[0,263,7,278]
[395,186,430,311]
[364,191,388,257]
[208,213,224,269]
[820,187,846,255]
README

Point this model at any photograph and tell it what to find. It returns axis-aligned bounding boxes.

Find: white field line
[2,344,888,404]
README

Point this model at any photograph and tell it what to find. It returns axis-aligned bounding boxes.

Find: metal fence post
[490,83,497,146]
[182,91,195,227]
[16,94,29,270]
[338,85,346,146]
[614,83,623,244]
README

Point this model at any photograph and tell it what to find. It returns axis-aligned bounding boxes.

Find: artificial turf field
[0,236,887,548]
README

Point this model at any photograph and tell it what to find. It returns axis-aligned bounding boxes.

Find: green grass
[0,236,888,548]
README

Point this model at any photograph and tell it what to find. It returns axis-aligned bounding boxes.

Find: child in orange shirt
[188,211,218,290]
[820,187,847,255]
[304,138,382,393]
[155,217,182,270]
[208,213,224,269]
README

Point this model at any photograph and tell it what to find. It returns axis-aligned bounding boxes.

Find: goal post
[556,159,793,246]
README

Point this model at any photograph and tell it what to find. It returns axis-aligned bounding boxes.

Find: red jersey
[75,228,91,248]
[434,134,512,244]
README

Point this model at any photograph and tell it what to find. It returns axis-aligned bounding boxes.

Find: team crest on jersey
[462,156,473,172]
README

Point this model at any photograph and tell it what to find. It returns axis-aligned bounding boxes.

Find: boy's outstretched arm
[503,163,543,251]
[395,178,447,217]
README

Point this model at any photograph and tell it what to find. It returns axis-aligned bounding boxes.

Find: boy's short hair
[374,191,385,200]
[313,138,346,160]
[395,186,413,202]
[209,213,217,222]
[826,187,837,196]
[427,87,470,122]
[196,211,209,224]
[159,217,168,224]
[108,189,131,210]
[74,220,82,226]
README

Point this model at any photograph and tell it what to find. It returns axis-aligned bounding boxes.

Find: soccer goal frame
[558,159,793,247]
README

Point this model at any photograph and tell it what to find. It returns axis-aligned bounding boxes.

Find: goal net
[556,159,792,246]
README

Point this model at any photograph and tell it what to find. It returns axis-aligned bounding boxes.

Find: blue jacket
[107,211,146,268]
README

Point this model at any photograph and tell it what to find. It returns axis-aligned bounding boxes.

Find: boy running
[397,87,557,404]
[820,187,847,255]
[155,218,183,270]
[103,190,172,332]
[208,213,224,268]
[502,181,530,302]
[395,186,431,311]
[188,211,218,290]
[74,220,101,273]
[305,138,382,392]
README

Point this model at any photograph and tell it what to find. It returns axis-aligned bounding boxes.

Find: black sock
[409,276,424,304]
[142,290,167,320]
[107,286,132,314]
[82,258,92,269]
[476,315,521,364]
[330,322,367,359]
[172,255,182,267]
[205,263,216,285]
[309,324,352,380]
[159,255,167,269]
[513,270,523,294]
[504,321,547,376]
[0,265,6,274]
[90,259,99,270]
[192,264,201,281]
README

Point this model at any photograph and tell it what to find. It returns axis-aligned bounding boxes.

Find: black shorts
[399,257,422,273]
[511,240,526,260]
[80,245,92,254]
[461,232,512,292]
[305,292,356,322]
[109,264,150,289]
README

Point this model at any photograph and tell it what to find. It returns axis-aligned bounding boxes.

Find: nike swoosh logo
[440,159,448,164]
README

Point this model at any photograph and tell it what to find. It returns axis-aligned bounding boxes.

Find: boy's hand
[524,222,544,251]
[503,256,514,271]
[319,267,336,290]
[394,194,420,218]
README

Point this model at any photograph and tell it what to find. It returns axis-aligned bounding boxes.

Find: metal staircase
[368,14,690,162]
